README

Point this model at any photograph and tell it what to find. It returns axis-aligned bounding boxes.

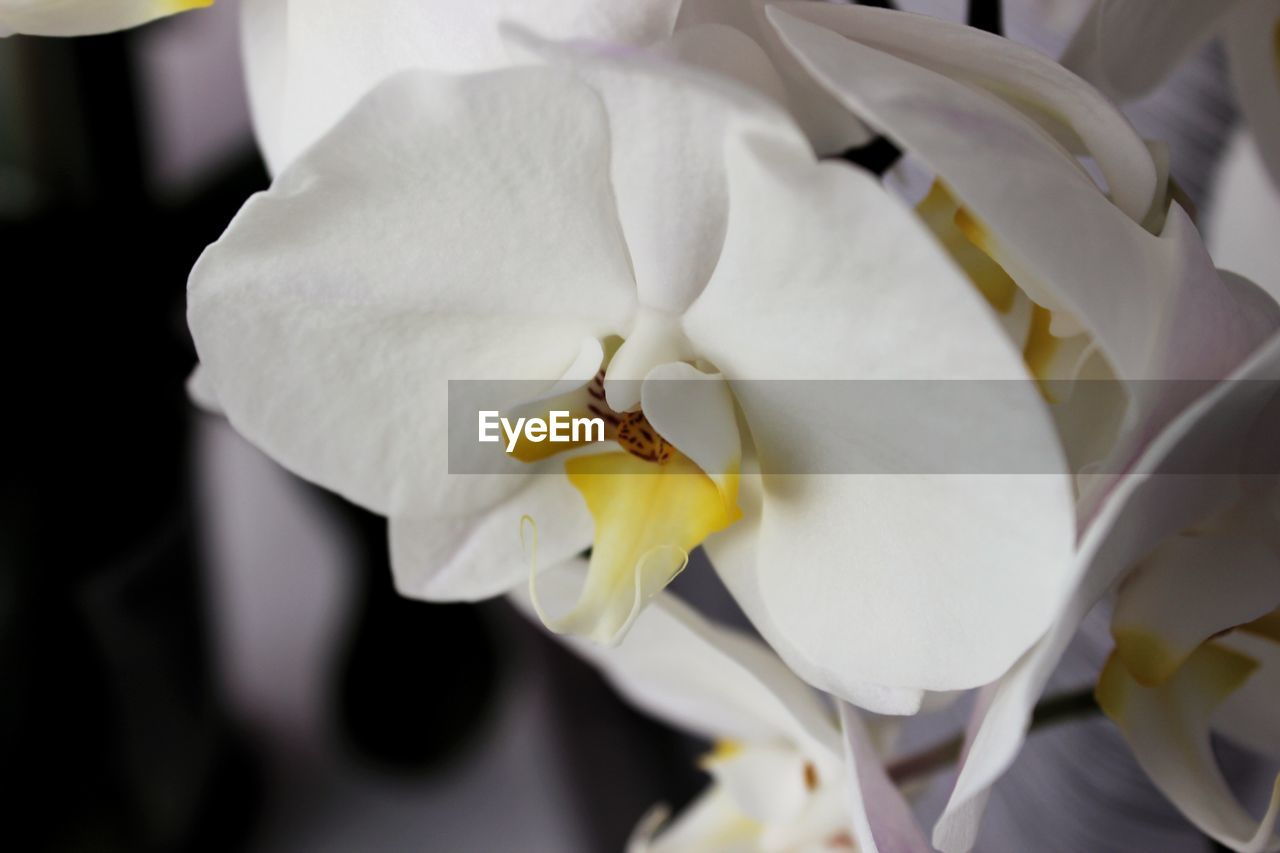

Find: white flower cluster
[15,1,1279,850]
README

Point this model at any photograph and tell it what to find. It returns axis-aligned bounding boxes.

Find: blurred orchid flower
[1090,212,1280,848]
[513,561,930,853]
[0,0,209,36]
[187,36,1079,711]
[931,336,1280,852]
[768,5,1276,526]
[761,6,1280,849]
[1099,472,1280,852]
[1097,634,1280,853]
[1062,0,1280,187]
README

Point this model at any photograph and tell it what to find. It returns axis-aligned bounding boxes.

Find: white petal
[1059,0,1238,101]
[605,308,696,412]
[240,0,289,175]
[682,116,1076,695]
[768,8,1274,395]
[508,28,811,316]
[1097,643,1280,853]
[704,743,810,825]
[675,0,871,153]
[1224,0,1280,188]
[188,68,636,521]
[185,364,222,414]
[0,0,208,36]
[510,559,843,761]
[759,782,851,851]
[658,22,792,111]
[771,2,1159,222]
[389,473,592,602]
[839,703,932,853]
[641,362,741,496]
[242,0,684,172]
[1111,518,1280,686]
[629,788,758,853]
[934,333,1280,853]
[704,482,926,717]
[1208,131,1280,303]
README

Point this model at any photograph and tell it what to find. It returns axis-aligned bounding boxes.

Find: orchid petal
[0,0,209,36]
[389,473,592,602]
[628,788,757,853]
[771,2,1159,222]
[676,0,871,153]
[640,362,741,501]
[240,0,288,174]
[1059,0,1239,101]
[658,22,792,112]
[536,451,739,644]
[702,743,810,825]
[186,365,222,415]
[839,702,932,853]
[188,69,636,524]
[240,0,683,173]
[935,333,1280,852]
[507,28,809,317]
[683,121,1076,697]
[769,8,1272,399]
[1112,519,1280,686]
[510,560,842,761]
[1097,643,1280,853]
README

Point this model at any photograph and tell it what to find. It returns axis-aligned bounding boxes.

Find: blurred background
[0,1,1270,850]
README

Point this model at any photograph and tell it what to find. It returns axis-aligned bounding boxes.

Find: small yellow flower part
[0,0,211,37]
[1096,643,1257,732]
[916,180,1078,400]
[916,181,1019,314]
[546,450,740,643]
[1111,625,1179,687]
[512,352,742,644]
[701,739,744,768]
[1021,305,1065,401]
[161,0,214,14]
[1094,641,1280,852]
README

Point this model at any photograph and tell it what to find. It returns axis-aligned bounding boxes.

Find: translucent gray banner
[446,379,1279,475]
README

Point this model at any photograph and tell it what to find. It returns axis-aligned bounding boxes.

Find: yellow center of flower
[516,351,741,644]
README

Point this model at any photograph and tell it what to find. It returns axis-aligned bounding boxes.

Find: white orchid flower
[767,5,1261,528]
[1062,0,1280,187]
[757,6,1280,848]
[1088,286,1280,853]
[1098,475,1280,852]
[188,33,1080,711]
[1098,632,1280,853]
[0,0,209,37]
[237,0,880,177]
[766,2,1271,402]
[930,331,1280,853]
[513,560,931,853]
